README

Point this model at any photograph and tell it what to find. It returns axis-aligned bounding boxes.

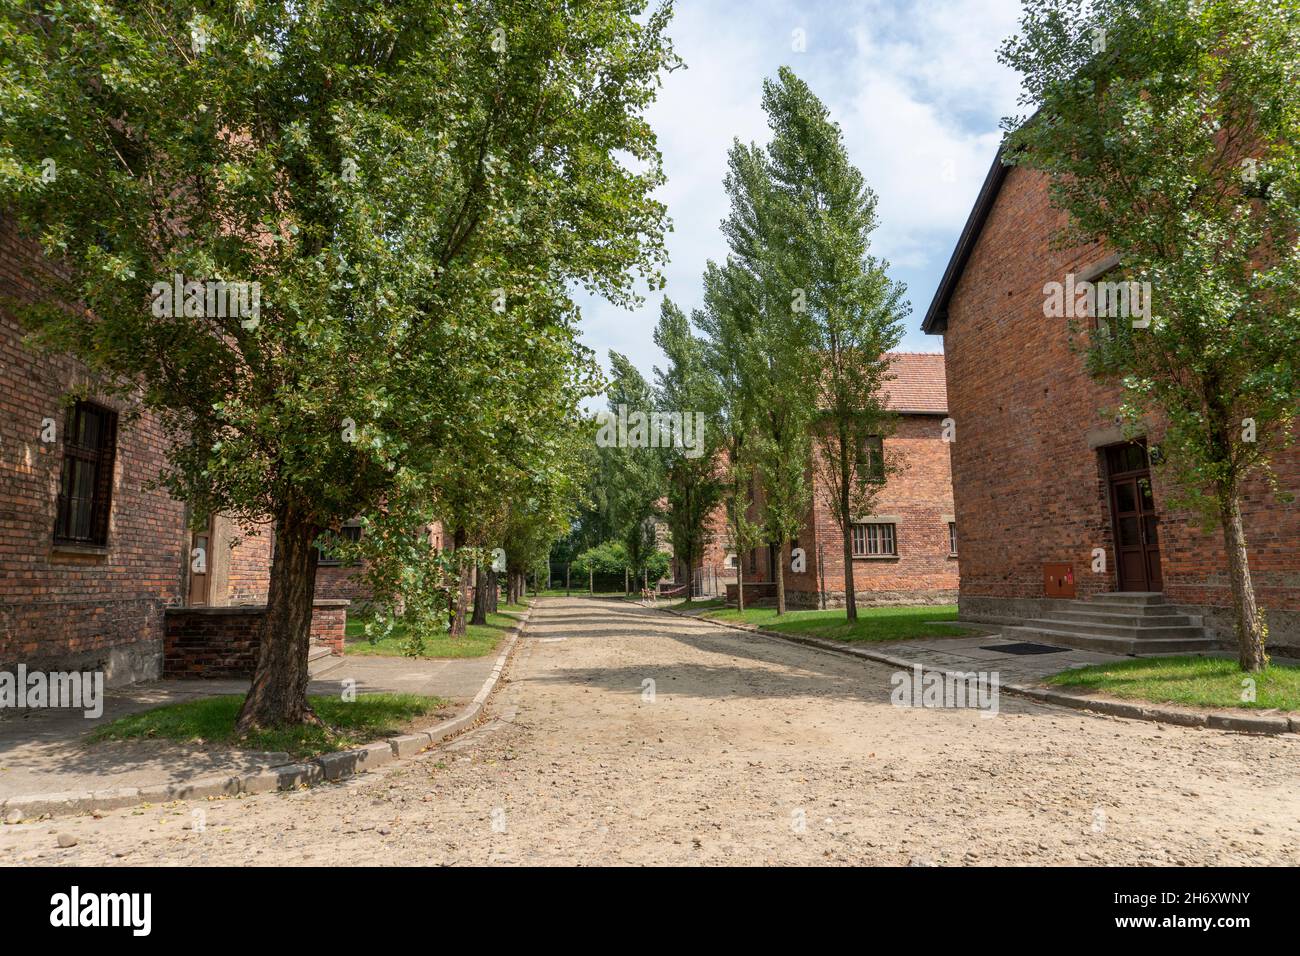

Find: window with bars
[861,435,885,482]
[317,521,363,566]
[851,522,896,557]
[54,402,118,547]
[948,521,958,555]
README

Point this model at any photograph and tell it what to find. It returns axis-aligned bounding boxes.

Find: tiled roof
[880,352,947,415]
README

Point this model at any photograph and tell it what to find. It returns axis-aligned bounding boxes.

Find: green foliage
[754,70,910,554]
[654,298,724,586]
[572,539,670,581]
[597,352,667,572]
[0,0,681,713]
[1001,0,1298,520]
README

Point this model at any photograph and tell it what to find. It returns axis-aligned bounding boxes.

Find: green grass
[700,604,976,643]
[344,607,525,659]
[89,693,447,760]
[1046,656,1300,711]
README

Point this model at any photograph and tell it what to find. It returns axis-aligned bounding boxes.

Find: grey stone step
[1004,625,1219,657]
[1074,602,1185,618]
[1065,599,1184,617]
[1048,607,1197,628]
[1023,617,1206,640]
[1088,591,1166,605]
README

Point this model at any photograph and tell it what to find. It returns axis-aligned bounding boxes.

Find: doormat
[980,641,1068,656]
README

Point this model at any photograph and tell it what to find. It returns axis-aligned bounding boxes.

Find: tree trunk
[486,567,498,613]
[1219,490,1267,671]
[470,562,489,625]
[775,541,786,615]
[736,550,746,613]
[450,527,469,637]
[236,504,322,732]
[839,436,857,622]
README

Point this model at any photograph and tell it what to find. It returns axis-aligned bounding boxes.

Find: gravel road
[4,597,1297,866]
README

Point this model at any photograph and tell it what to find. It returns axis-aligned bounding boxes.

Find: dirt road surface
[4,597,1297,866]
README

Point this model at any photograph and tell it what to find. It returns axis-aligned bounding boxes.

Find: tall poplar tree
[758,69,910,622]
[653,298,722,599]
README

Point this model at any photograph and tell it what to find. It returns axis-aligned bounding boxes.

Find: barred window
[851,522,896,557]
[948,522,958,555]
[318,520,363,566]
[861,435,885,482]
[54,402,117,547]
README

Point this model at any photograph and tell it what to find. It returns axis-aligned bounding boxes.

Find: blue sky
[574,0,1026,389]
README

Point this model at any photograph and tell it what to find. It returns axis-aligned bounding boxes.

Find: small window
[318,520,363,566]
[54,401,118,547]
[861,435,885,482]
[724,552,738,569]
[948,522,958,556]
[851,522,896,557]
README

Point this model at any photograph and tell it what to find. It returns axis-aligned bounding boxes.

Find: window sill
[51,543,109,557]
[853,554,899,561]
[948,552,959,559]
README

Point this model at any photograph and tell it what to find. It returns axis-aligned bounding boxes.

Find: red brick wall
[223,526,273,605]
[314,565,373,605]
[939,165,1300,649]
[0,218,186,683]
[789,414,958,607]
[716,415,958,607]
[163,599,348,678]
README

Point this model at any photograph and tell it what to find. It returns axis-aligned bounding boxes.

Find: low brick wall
[308,601,348,655]
[163,599,350,679]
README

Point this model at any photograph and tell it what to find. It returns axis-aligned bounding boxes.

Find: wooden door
[187,517,213,606]
[1105,444,1162,592]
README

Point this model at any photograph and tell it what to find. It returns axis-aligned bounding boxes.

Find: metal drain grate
[979,641,1068,656]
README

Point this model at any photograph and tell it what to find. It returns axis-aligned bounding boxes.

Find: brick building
[0,217,372,684]
[1,219,188,683]
[922,151,1300,655]
[723,353,959,609]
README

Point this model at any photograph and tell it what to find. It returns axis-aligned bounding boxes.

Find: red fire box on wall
[1044,563,1076,598]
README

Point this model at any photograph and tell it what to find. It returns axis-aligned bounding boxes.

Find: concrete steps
[1005,592,1219,657]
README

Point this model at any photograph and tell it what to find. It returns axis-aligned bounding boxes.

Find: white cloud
[577,0,1026,393]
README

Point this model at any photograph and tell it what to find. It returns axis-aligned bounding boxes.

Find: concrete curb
[0,607,532,822]
[644,601,1298,738]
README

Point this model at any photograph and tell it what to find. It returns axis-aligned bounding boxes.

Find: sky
[574,0,1028,393]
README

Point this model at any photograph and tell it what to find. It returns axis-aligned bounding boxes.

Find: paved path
[0,653,494,801]
[3,596,1298,865]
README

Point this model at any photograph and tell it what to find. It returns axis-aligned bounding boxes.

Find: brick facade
[718,354,959,608]
[926,160,1300,654]
[1,215,365,683]
[1,219,187,685]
